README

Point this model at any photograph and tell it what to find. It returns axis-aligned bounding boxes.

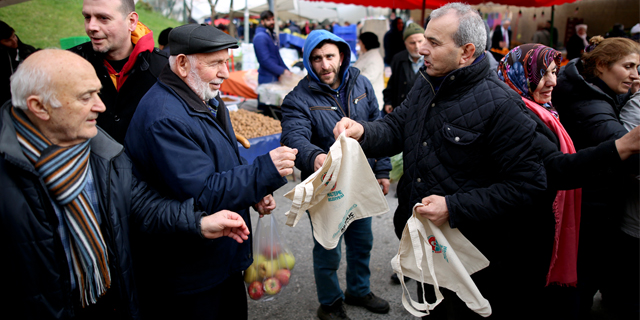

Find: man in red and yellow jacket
[70,0,168,143]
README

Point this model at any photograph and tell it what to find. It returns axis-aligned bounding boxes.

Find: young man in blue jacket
[253,10,292,115]
[280,30,391,320]
[254,10,291,85]
[124,24,297,319]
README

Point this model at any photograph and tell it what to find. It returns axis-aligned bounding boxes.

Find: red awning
[305,0,579,10]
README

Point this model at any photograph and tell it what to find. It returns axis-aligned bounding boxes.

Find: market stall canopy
[250,0,315,22]
[305,0,580,9]
[0,0,30,8]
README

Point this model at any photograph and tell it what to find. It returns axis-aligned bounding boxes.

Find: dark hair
[119,0,135,17]
[260,10,274,21]
[0,20,14,40]
[582,35,640,78]
[158,27,172,46]
[359,32,380,50]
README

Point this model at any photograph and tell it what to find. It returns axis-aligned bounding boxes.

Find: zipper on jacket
[419,70,436,96]
[309,86,348,118]
[353,93,367,105]
[310,106,338,111]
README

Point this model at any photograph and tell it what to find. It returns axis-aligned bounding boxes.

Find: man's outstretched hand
[201,210,250,243]
[333,117,364,141]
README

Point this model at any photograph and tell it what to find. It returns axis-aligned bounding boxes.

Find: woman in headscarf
[552,36,640,319]
[498,43,640,319]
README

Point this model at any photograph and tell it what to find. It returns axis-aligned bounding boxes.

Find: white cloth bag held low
[391,204,492,317]
[284,133,389,249]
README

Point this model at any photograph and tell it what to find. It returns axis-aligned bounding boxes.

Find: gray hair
[10,50,62,110]
[430,2,487,58]
[168,54,200,70]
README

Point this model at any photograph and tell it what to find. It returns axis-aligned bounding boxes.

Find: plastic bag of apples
[244,214,295,300]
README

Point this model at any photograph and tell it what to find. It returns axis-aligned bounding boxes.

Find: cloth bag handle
[285,137,343,227]
[391,204,444,317]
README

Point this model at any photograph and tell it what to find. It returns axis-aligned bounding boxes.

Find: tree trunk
[207,0,217,25]
[228,0,237,38]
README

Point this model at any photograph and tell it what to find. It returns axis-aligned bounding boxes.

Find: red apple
[261,243,282,258]
[263,277,282,295]
[274,269,291,286]
[247,281,264,300]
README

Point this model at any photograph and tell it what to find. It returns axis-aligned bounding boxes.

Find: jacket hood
[303,30,351,92]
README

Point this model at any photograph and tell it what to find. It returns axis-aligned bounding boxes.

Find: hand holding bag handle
[285,136,343,227]
[391,204,444,317]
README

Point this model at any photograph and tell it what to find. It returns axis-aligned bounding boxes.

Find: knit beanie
[359,32,380,50]
[403,22,424,41]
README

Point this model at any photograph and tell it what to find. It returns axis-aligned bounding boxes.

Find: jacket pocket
[310,106,338,111]
[439,122,482,169]
[441,122,480,145]
[353,93,367,105]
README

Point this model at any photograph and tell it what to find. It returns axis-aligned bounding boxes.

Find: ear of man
[26,95,50,122]
[174,54,192,78]
[126,11,139,33]
[459,43,476,66]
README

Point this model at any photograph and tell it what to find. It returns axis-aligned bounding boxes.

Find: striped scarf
[10,107,111,307]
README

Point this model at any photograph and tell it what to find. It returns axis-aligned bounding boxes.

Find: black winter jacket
[552,58,639,223]
[359,55,547,264]
[0,104,201,319]
[0,37,37,104]
[383,49,419,110]
[69,42,168,144]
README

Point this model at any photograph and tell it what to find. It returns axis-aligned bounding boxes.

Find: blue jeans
[310,215,373,306]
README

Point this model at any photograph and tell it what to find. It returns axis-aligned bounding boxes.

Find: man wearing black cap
[124,24,297,319]
[382,22,424,114]
[70,0,168,144]
[0,20,36,104]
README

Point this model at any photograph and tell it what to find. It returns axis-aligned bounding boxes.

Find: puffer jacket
[0,104,200,320]
[124,66,287,296]
[552,58,639,227]
[553,58,631,151]
[359,54,547,264]
[280,30,391,181]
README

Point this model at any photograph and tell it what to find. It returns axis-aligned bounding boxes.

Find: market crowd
[0,1,639,320]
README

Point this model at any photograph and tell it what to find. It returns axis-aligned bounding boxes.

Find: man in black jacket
[382,22,424,114]
[0,49,250,320]
[0,20,37,104]
[70,0,168,144]
[491,18,511,50]
[335,3,550,319]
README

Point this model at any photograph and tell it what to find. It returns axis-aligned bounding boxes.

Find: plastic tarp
[238,133,282,164]
[304,0,579,10]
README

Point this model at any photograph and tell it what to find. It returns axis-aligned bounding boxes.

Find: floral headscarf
[497,43,562,104]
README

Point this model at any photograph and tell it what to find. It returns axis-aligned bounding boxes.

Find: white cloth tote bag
[283,133,389,250]
[391,204,492,317]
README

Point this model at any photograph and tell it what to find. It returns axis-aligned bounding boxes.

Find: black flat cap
[169,23,239,55]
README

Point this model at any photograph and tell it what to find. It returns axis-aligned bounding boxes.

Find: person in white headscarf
[566,24,589,60]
